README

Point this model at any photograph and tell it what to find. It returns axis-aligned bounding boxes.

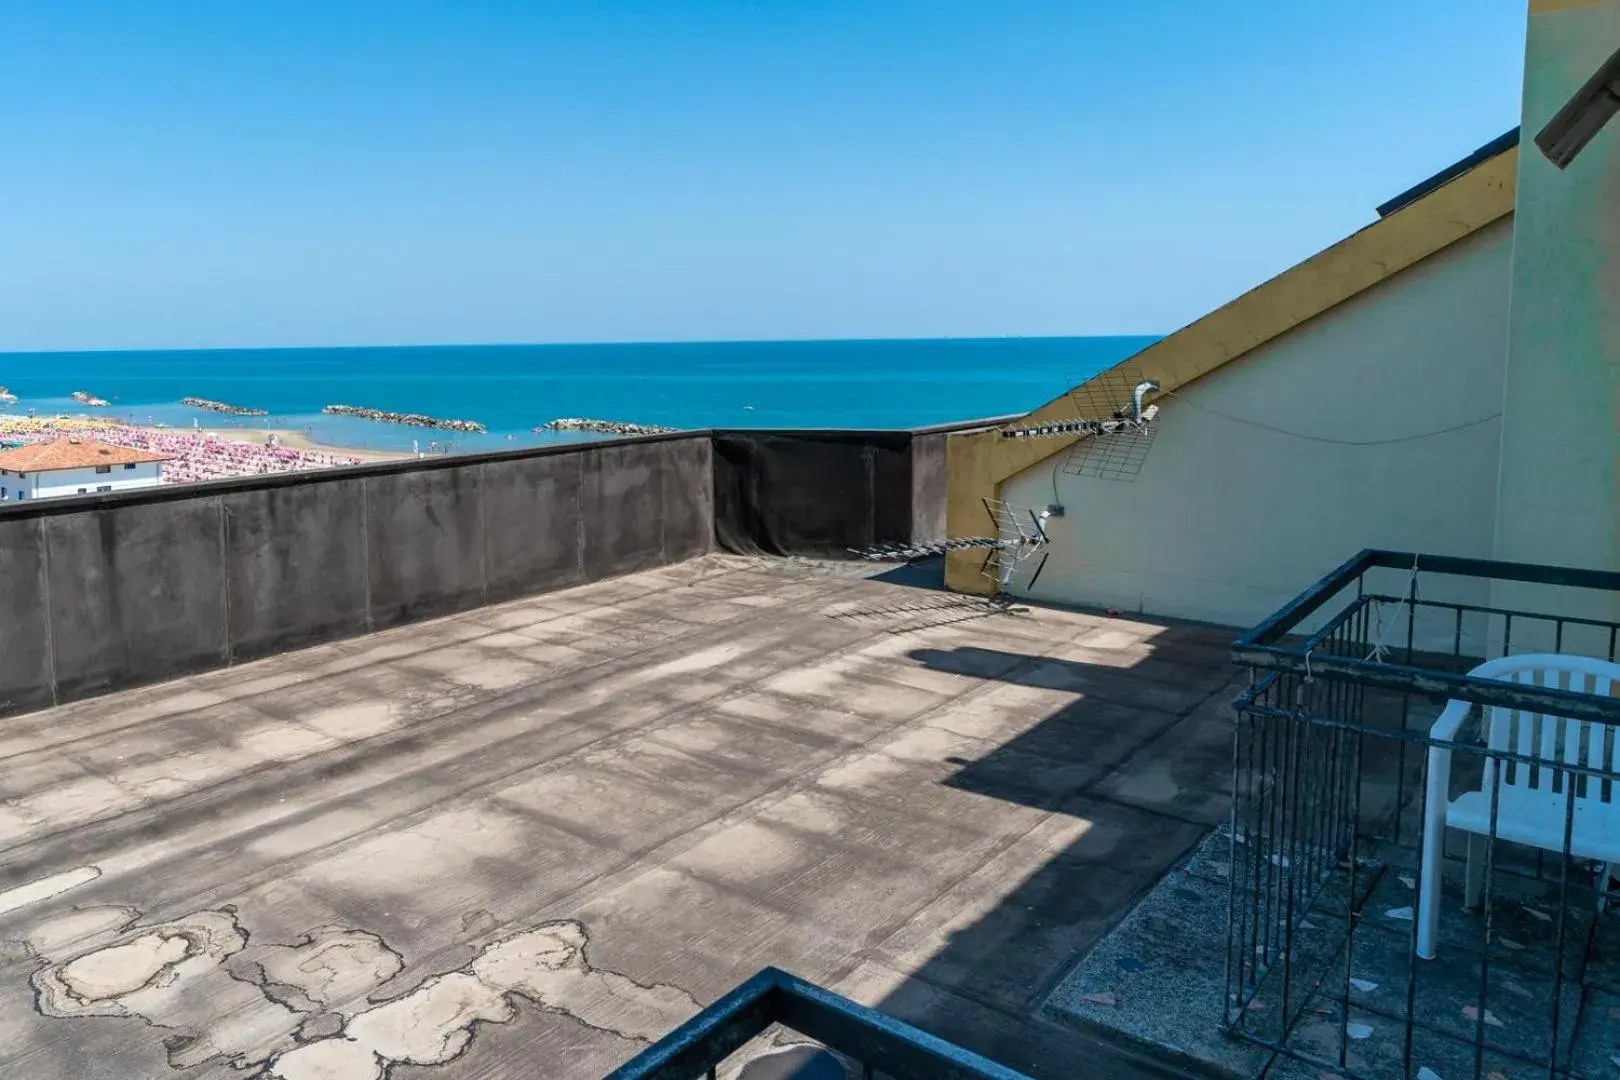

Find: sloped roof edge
[1378,127,1520,217]
[980,141,1519,487]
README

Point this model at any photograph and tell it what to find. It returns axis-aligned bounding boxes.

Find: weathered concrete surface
[480,454,586,603]
[0,556,1240,1079]
[579,441,668,579]
[660,435,714,563]
[223,478,370,660]
[44,499,228,702]
[0,517,53,714]
[365,465,488,629]
[910,430,949,544]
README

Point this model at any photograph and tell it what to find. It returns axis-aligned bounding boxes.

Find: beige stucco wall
[1000,217,1515,631]
[1489,0,1620,641]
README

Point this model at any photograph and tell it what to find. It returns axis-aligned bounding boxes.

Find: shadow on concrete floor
[850,630,1250,1079]
[910,644,1234,815]
[866,557,949,591]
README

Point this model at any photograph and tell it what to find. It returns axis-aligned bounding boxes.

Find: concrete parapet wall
[0,419,1001,716]
[709,418,1010,559]
[711,430,911,557]
[0,433,714,714]
[908,429,950,544]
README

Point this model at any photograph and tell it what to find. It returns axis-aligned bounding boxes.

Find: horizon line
[0,332,1164,358]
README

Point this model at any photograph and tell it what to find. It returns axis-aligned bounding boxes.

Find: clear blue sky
[0,2,1526,351]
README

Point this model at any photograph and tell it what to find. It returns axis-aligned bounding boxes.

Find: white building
[0,438,168,502]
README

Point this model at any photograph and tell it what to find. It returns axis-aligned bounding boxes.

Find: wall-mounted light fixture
[1535,42,1620,169]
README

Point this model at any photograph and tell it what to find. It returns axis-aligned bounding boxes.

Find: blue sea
[0,338,1155,454]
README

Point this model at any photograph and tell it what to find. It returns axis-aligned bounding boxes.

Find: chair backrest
[1470,653,1620,806]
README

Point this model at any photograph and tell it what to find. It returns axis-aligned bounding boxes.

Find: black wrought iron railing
[1231,549,1620,723]
[603,967,1034,1080]
[1224,550,1620,1080]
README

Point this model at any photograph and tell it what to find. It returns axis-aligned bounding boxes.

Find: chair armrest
[1428,698,1474,743]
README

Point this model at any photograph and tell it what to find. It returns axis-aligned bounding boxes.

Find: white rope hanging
[1364,555,1421,663]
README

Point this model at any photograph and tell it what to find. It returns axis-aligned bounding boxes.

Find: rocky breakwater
[71,391,110,407]
[181,397,269,417]
[323,404,487,433]
[535,418,679,436]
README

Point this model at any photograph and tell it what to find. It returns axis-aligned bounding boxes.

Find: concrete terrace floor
[0,555,1243,1080]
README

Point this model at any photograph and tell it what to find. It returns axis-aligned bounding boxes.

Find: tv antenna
[1004,369,1163,483]
[852,497,1053,597]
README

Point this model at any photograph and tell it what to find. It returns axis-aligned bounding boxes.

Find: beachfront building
[0,437,167,501]
[943,4,1619,634]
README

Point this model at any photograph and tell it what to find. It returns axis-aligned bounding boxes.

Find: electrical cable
[1041,385,1500,515]
[1155,387,1502,446]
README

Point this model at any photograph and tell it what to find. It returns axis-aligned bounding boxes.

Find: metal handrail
[1230,549,1620,724]
[603,967,1034,1080]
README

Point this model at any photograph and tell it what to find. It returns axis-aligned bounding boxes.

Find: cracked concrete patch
[32,909,303,1070]
[267,920,700,1078]
[58,933,193,999]
[269,971,512,1080]
[28,910,698,1077]
[33,910,246,1017]
[230,926,405,1014]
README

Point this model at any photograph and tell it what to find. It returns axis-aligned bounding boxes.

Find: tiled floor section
[0,555,1244,1079]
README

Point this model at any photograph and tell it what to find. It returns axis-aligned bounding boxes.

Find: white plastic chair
[1416,653,1620,960]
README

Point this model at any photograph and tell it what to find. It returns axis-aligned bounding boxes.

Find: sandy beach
[190,426,410,463]
[0,413,412,484]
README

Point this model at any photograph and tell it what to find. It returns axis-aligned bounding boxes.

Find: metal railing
[1224,550,1620,1080]
[603,967,1034,1080]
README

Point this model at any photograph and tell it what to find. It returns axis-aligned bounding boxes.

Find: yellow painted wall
[1528,0,1607,13]
[944,147,1518,594]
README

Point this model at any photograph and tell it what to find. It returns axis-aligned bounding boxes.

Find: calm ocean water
[0,338,1155,453]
